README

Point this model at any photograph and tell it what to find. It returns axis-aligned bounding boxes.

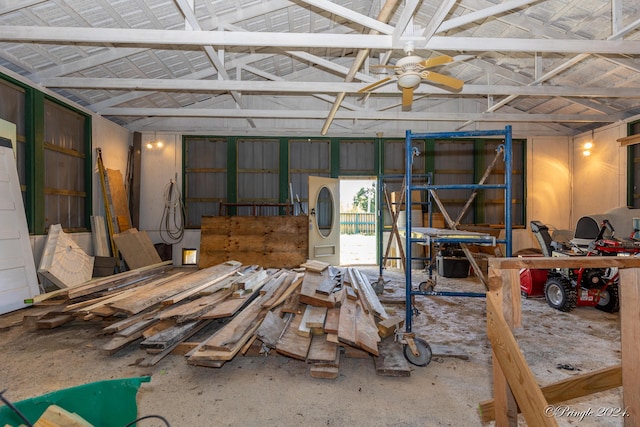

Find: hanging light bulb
[583,130,594,156]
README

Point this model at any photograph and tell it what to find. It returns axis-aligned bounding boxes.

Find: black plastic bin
[436,255,470,278]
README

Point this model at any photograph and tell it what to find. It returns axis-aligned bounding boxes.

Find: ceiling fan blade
[402,87,414,111]
[419,55,454,69]
[358,76,394,93]
[422,71,464,90]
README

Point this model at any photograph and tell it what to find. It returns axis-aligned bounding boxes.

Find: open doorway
[339,177,377,265]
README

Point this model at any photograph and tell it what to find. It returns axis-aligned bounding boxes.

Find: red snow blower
[521,219,640,312]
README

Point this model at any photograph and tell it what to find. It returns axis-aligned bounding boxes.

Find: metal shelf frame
[376,173,433,278]
[403,126,513,334]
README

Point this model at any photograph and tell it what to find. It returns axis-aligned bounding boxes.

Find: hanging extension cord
[159,177,185,244]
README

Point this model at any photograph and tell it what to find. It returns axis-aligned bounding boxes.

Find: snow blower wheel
[544,275,577,312]
[596,284,620,313]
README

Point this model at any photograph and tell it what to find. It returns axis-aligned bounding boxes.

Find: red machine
[522,219,640,312]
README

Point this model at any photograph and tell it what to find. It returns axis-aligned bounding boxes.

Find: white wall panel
[527,136,571,232]
[572,123,628,227]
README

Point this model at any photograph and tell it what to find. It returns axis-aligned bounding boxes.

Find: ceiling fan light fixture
[397,72,421,88]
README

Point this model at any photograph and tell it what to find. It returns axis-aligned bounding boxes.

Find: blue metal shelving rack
[403,126,513,338]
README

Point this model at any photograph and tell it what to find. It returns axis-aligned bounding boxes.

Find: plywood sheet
[199,216,308,269]
[113,228,162,270]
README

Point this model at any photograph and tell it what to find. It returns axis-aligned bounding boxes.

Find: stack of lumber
[21,258,396,378]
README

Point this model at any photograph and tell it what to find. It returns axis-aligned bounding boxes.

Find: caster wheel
[403,337,432,367]
[419,280,436,293]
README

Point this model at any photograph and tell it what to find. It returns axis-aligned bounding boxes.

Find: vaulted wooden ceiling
[1,0,639,137]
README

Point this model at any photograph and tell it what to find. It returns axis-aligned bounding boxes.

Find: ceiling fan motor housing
[396,55,425,72]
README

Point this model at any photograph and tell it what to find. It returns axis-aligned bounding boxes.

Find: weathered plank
[156,290,232,322]
[109,262,241,315]
[307,334,338,364]
[200,295,251,319]
[377,316,404,338]
[102,333,143,355]
[619,268,640,427]
[276,313,312,360]
[300,259,330,273]
[202,296,267,351]
[323,307,340,335]
[35,314,74,329]
[34,404,93,427]
[478,365,622,422]
[354,300,380,356]
[486,292,557,426]
[256,311,287,348]
[304,305,327,329]
[262,272,303,309]
[65,261,173,300]
[349,268,389,320]
[337,297,357,347]
[300,271,336,308]
[374,337,411,377]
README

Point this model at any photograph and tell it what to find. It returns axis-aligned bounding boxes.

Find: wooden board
[323,307,340,334]
[65,261,172,300]
[300,271,335,308]
[374,337,411,377]
[309,349,340,379]
[141,320,210,357]
[201,295,251,319]
[306,334,338,363]
[300,259,330,273]
[486,292,556,426]
[34,404,93,427]
[256,310,287,348]
[102,333,143,355]
[109,262,241,315]
[201,296,266,351]
[478,365,622,422]
[157,289,232,322]
[349,268,389,320]
[276,313,311,360]
[105,168,132,233]
[304,305,327,329]
[35,314,74,329]
[337,297,357,347]
[90,215,110,257]
[199,216,308,269]
[377,316,404,338]
[354,300,380,356]
[431,344,469,360]
[113,228,162,270]
[619,268,640,427]
[309,364,339,379]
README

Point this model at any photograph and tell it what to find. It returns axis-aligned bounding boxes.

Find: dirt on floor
[0,266,626,427]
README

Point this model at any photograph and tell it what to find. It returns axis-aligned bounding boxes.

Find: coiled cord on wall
[159,178,185,244]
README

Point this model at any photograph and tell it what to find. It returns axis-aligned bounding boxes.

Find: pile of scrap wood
[22,259,402,378]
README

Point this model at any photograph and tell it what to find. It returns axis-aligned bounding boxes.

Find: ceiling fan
[358,43,464,111]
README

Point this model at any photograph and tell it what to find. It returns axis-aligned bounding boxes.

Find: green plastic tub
[0,376,150,426]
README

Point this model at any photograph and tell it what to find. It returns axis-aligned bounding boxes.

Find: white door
[0,120,40,314]
[308,176,340,265]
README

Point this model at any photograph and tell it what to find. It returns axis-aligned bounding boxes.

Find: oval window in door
[316,186,334,237]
